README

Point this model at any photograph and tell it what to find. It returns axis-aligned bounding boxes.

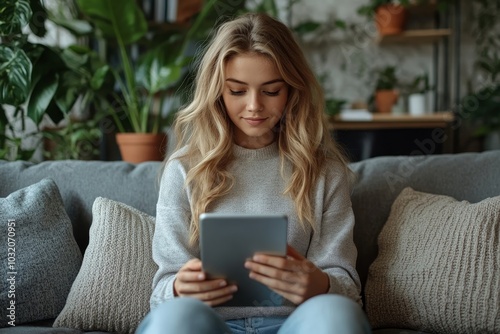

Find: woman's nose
[246,92,263,112]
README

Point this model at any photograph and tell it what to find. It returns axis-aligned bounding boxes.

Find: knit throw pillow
[365,187,500,333]
[53,197,157,334]
[0,178,82,327]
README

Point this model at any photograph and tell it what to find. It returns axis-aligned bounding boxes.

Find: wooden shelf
[330,111,454,130]
[376,29,452,45]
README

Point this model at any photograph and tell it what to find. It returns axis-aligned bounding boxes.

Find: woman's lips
[243,117,267,126]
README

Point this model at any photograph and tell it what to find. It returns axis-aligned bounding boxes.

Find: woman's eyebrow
[225,78,284,85]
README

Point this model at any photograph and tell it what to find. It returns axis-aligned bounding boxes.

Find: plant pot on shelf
[116,133,167,163]
[375,89,399,113]
[375,4,407,35]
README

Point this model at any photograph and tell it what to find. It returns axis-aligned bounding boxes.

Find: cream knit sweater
[150,142,361,320]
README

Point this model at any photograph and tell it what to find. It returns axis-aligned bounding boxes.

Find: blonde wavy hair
[168,12,349,245]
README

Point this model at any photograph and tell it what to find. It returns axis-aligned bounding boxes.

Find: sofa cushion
[53,197,157,334]
[349,151,500,287]
[365,187,500,333]
[0,178,82,328]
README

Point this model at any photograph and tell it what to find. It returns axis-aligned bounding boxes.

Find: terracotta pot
[375,90,399,113]
[375,4,407,35]
[116,133,167,163]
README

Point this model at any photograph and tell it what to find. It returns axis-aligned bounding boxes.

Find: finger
[250,254,308,274]
[180,258,203,271]
[249,270,305,293]
[177,278,228,293]
[251,254,289,270]
[181,284,238,302]
[267,285,306,305]
[176,270,208,282]
[204,294,234,307]
[245,261,297,283]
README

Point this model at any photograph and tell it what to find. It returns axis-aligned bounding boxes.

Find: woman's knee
[281,294,371,334]
[136,297,227,334]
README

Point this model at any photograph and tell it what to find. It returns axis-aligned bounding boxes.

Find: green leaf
[0,0,32,35]
[334,19,347,29]
[54,71,82,113]
[0,45,32,106]
[76,0,147,45]
[293,21,322,35]
[27,73,58,124]
[49,17,93,36]
[91,65,110,90]
[61,46,89,70]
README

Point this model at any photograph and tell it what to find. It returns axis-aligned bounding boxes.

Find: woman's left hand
[244,245,329,305]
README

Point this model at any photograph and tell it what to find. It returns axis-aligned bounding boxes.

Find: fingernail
[219,281,226,287]
[198,273,204,280]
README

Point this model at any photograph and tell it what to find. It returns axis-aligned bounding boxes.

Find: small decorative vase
[408,93,427,116]
[116,133,167,163]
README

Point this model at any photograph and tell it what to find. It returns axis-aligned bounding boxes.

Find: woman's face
[222,53,289,149]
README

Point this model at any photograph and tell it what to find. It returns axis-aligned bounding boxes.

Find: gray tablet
[199,213,288,307]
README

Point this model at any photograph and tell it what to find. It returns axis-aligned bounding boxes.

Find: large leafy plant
[0,0,111,160]
[76,0,240,134]
[461,0,500,137]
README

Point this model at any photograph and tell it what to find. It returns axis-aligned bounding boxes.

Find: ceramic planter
[376,90,399,113]
[116,133,167,163]
[375,4,407,35]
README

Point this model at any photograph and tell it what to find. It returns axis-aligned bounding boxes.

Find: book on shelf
[145,0,203,24]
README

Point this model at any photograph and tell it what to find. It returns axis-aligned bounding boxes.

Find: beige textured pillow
[53,197,157,334]
[365,187,500,334]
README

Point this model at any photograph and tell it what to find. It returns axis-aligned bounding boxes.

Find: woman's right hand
[173,258,238,306]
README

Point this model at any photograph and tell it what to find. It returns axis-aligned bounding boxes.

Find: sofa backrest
[350,150,500,286]
[1,150,499,290]
[0,160,162,252]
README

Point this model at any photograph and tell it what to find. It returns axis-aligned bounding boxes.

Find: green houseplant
[0,0,111,161]
[76,0,243,162]
[373,65,399,113]
[460,0,500,150]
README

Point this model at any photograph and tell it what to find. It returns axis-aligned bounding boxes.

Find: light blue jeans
[136,294,372,334]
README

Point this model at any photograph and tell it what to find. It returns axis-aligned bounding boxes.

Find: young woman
[137,12,371,334]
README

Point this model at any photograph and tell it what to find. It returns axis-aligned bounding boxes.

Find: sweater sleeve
[150,156,197,309]
[307,162,362,306]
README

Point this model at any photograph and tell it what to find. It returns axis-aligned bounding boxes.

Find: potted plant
[357,0,411,35]
[0,0,111,161]
[373,66,399,113]
[76,0,239,163]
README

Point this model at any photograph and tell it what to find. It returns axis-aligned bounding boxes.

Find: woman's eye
[265,90,280,96]
[230,90,245,96]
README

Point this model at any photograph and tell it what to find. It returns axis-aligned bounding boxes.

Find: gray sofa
[0,150,499,334]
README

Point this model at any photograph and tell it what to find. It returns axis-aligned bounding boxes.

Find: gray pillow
[0,178,82,327]
[53,197,157,334]
[365,187,500,333]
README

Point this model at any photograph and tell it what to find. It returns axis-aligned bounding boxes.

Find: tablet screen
[199,213,288,307]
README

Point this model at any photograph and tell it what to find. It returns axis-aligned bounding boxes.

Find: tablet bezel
[199,213,288,307]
